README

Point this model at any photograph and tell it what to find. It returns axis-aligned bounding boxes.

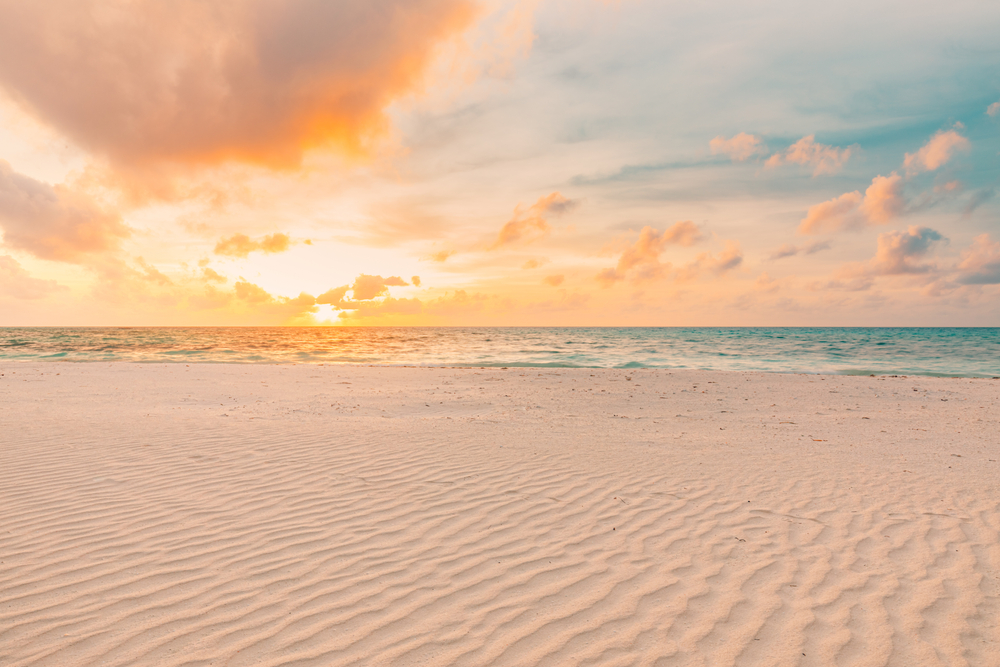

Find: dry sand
[1,363,998,666]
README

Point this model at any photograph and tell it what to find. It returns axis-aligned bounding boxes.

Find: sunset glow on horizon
[1,0,999,326]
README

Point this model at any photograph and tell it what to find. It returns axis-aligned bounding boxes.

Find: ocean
[1,327,998,377]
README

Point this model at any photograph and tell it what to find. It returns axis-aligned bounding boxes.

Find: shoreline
[5,358,1000,380]
[2,363,998,665]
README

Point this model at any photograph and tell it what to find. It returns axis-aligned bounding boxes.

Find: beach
[1,363,998,666]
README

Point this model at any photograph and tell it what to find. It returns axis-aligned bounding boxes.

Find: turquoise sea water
[1,327,998,377]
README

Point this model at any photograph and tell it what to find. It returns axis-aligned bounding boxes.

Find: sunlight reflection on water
[1,327,998,377]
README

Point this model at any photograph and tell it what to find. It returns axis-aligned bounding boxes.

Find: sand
[1,363,998,666]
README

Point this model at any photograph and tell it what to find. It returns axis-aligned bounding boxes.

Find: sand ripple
[1,365,998,666]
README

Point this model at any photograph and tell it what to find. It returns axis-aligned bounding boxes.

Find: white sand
[1,363,998,666]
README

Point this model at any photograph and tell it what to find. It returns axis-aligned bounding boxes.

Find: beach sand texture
[1,364,998,666]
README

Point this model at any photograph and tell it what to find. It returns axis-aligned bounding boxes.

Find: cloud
[676,240,743,282]
[870,227,945,274]
[765,135,853,175]
[659,220,702,246]
[214,232,292,258]
[333,288,513,324]
[987,101,1000,117]
[963,188,994,217]
[956,234,1000,284]
[429,249,456,262]
[0,255,68,299]
[798,191,863,234]
[754,272,779,293]
[411,275,421,287]
[491,192,577,249]
[798,173,904,234]
[231,279,318,319]
[316,285,350,307]
[0,160,129,262]
[338,295,422,319]
[596,221,701,285]
[0,0,479,169]
[839,226,946,278]
[806,277,874,292]
[543,274,564,287]
[202,267,227,283]
[351,273,409,300]
[316,273,410,309]
[903,130,970,174]
[709,132,765,161]
[521,258,547,269]
[859,172,905,223]
[768,240,831,260]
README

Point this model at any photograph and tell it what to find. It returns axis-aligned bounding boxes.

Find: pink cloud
[0,255,68,299]
[799,172,905,234]
[957,234,1000,284]
[798,191,863,234]
[859,172,905,223]
[0,160,129,262]
[709,132,764,161]
[676,240,743,282]
[754,272,779,293]
[838,226,946,279]
[765,135,853,175]
[768,240,831,260]
[903,130,970,174]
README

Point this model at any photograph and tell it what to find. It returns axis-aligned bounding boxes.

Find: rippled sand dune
[1,364,998,666]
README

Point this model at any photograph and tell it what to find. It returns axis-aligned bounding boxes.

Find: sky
[0,0,998,326]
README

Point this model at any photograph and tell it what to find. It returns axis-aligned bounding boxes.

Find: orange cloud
[316,285,351,308]
[81,256,319,323]
[765,135,853,175]
[352,273,409,300]
[429,249,457,262]
[338,296,423,319]
[332,288,513,324]
[202,267,227,283]
[491,192,577,249]
[316,273,410,309]
[214,233,292,258]
[903,130,970,174]
[709,133,765,161]
[0,255,68,299]
[0,160,129,262]
[957,234,1000,284]
[543,274,564,287]
[597,222,703,286]
[0,0,479,170]
[799,173,904,234]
